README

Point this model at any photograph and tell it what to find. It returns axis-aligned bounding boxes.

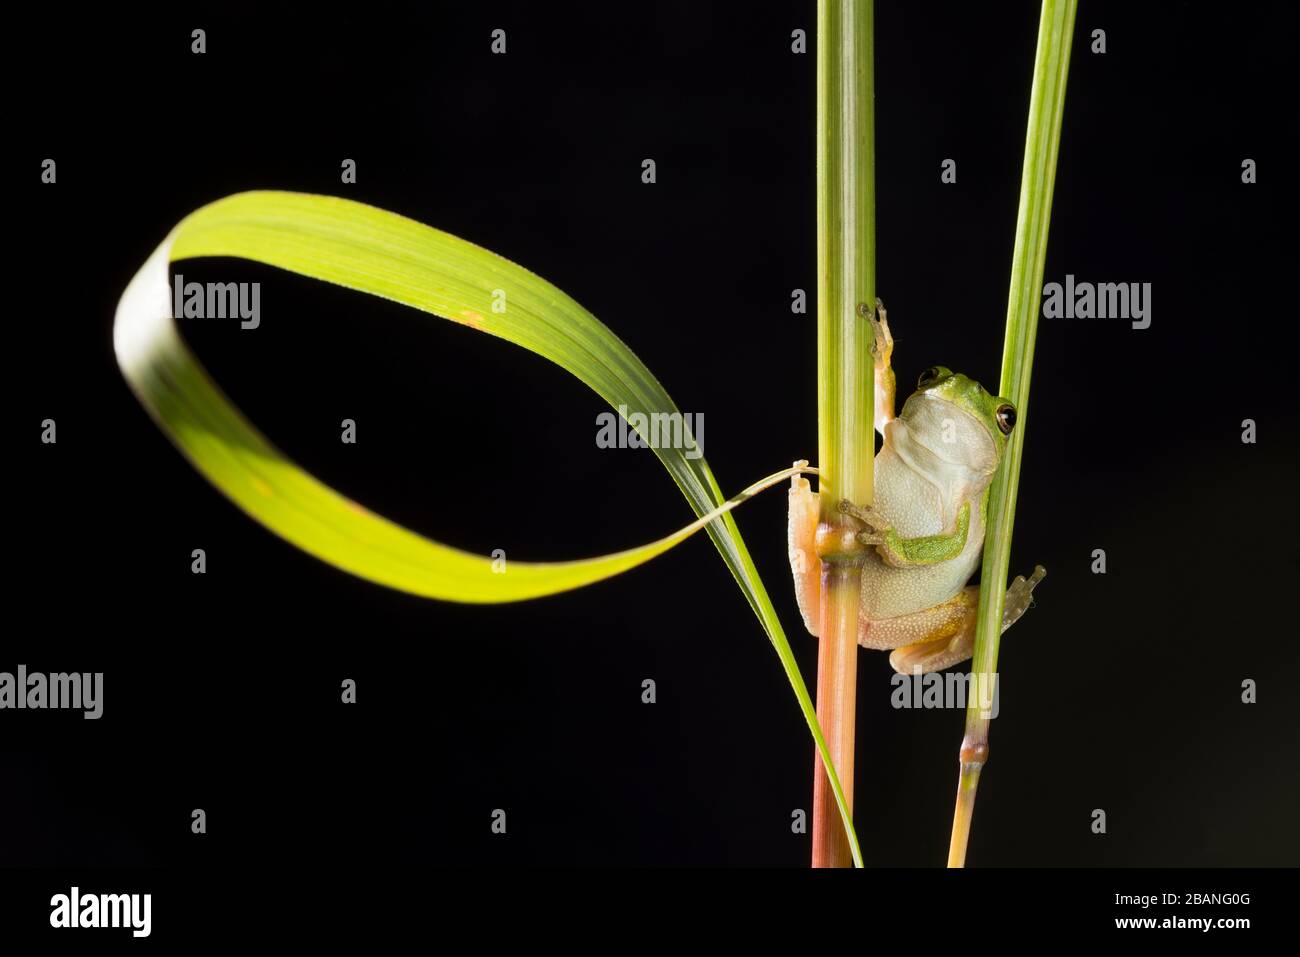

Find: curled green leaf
[114,192,862,865]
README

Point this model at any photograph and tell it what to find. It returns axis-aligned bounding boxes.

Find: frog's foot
[890,633,976,675]
[790,459,811,491]
[837,498,892,546]
[1001,564,1046,630]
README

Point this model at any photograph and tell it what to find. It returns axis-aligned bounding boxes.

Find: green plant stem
[947,0,1076,868]
[812,0,875,869]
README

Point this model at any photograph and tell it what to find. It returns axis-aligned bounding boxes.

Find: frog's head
[897,366,1017,475]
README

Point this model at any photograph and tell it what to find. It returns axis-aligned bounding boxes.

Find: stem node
[959,739,989,767]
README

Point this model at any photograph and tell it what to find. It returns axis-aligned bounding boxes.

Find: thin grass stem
[812,0,875,869]
[947,0,1077,868]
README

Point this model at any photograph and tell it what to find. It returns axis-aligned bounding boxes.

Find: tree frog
[788,302,1045,674]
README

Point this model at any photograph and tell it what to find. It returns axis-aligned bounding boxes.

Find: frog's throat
[887,418,994,486]
[897,394,1000,470]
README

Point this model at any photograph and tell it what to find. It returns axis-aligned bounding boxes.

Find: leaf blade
[115,191,862,864]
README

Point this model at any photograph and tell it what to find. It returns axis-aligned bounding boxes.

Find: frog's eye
[917,367,944,388]
[995,404,1017,435]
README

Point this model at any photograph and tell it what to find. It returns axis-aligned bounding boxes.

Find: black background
[5,0,1296,909]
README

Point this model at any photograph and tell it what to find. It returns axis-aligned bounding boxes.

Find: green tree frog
[788,303,1045,674]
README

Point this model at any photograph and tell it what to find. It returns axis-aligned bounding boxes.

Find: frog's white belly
[857,442,986,621]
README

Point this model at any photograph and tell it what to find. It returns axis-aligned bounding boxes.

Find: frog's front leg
[838,498,971,568]
[876,567,1047,674]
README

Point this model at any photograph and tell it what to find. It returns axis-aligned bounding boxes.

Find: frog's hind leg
[885,593,981,675]
[875,566,1046,674]
[860,589,979,667]
[787,460,823,636]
